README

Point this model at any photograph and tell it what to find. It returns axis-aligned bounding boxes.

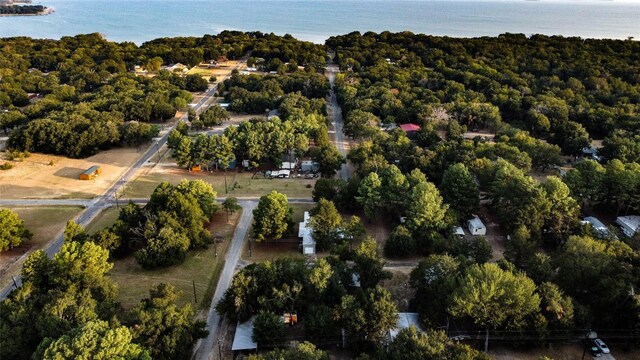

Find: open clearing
[0,145,150,199]
[0,206,83,288]
[126,163,315,200]
[92,209,242,313]
[187,59,246,82]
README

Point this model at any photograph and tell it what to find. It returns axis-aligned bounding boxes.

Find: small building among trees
[79,165,101,180]
[616,215,640,237]
[467,216,486,236]
[298,211,316,255]
[231,317,257,356]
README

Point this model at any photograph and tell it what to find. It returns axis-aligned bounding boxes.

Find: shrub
[384,225,415,258]
[0,162,13,170]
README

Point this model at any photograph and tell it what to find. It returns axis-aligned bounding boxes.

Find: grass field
[241,203,314,262]
[125,167,315,200]
[0,206,83,287]
[85,206,119,234]
[102,210,241,312]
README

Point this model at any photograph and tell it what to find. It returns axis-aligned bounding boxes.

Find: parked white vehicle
[594,339,610,354]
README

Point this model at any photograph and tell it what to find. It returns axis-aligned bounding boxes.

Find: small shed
[79,166,101,180]
[231,317,257,354]
[616,215,640,237]
[467,216,486,236]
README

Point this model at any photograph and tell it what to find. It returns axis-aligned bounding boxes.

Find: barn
[79,166,101,180]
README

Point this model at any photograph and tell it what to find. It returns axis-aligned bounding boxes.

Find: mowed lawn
[242,203,314,262]
[86,207,242,311]
[124,169,315,200]
[0,206,83,286]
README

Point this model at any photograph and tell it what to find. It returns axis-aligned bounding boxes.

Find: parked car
[594,338,610,354]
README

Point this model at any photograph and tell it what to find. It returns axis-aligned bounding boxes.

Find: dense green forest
[315,31,640,350]
[0,32,326,157]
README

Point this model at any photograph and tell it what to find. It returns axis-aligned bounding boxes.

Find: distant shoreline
[0,6,54,17]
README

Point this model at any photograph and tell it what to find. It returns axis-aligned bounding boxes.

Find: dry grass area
[0,146,148,199]
[241,203,314,262]
[102,210,242,312]
[0,206,82,287]
[187,60,246,82]
[126,164,315,200]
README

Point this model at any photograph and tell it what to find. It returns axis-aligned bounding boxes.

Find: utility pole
[192,280,197,304]
[115,193,119,209]
[218,339,222,360]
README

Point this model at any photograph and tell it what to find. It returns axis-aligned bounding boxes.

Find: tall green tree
[448,263,541,352]
[410,255,461,327]
[35,320,150,360]
[356,172,382,220]
[128,283,207,360]
[0,208,32,252]
[353,237,391,289]
[387,326,490,360]
[338,286,398,343]
[440,163,479,219]
[252,311,285,347]
[405,181,448,232]
[222,197,241,222]
[309,198,342,250]
[252,191,293,242]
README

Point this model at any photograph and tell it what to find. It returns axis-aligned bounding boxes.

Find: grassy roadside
[85,207,242,311]
[125,170,315,200]
[0,206,83,287]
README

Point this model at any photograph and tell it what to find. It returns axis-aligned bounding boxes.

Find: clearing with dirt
[0,145,150,199]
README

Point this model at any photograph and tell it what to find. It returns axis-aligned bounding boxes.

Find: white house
[582,216,610,237]
[467,216,486,236]
[616,215,640,237]
[298,211,316,255]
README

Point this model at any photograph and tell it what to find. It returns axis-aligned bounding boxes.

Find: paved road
[0,63,242,301]
[192,200,257,360]
[326,62,349,181]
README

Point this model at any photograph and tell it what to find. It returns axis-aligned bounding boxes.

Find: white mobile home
[298,211,316,255]
[616,215,640,237]
[467,216,486,236]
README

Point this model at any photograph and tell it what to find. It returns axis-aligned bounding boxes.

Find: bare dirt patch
[0,146,148,199]
[380,267,415,312]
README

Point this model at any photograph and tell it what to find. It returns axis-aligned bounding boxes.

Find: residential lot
[88,207,242,312]
[126,162,315,200]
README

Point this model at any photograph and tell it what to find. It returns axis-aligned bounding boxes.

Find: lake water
[1,0,639,44]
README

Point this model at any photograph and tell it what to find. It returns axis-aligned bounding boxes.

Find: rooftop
[399,123,421,132]
[231,317,257,351]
